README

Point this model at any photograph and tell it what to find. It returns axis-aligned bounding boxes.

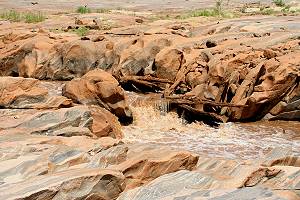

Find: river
[123,92,300,160]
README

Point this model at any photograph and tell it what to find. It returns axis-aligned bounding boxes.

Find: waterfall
[154,99,170,116]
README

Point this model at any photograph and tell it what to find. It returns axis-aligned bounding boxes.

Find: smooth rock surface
[0,168,125,200]
[0,105,122,139]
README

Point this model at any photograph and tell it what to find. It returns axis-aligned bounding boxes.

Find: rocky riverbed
[0,2,299,199]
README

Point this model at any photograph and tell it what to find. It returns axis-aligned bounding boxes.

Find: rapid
[123,92,300,160]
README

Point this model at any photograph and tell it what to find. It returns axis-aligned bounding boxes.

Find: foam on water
[124,92,300,160]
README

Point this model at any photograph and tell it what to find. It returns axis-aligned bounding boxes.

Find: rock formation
[63,69,133,124]
[0,6,299,200]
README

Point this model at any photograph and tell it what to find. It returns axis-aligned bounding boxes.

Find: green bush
[177,9,219,19]
[273,0,285,7]
[175,0,235,19]
[74,27,89,36]
[96,8,110,13]
[281,5,291,13]
[77,6,91,14]
[191,9,220,17]
[0,10,22,22]
[0,10,45,23]
[261,8,277,15]
[24,12,45,23]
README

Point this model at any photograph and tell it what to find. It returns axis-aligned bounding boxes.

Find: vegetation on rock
[0,10,45,23]
[76,5,91,14]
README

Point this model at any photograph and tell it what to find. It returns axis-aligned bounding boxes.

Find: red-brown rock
[63,69,133,124]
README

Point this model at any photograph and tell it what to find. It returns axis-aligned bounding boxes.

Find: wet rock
[0,168,125,200]
[63,69,133,124]
[0,14,299,200]
[270,110,300,121]
[0,76,72,109]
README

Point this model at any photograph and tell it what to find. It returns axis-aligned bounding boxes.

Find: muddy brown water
[124,92,300,160]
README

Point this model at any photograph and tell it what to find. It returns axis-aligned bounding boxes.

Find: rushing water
[123,92,300,160]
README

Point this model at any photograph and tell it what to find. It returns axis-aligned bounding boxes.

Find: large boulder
[0,32,119,80]
[63,69,133,124]
[90,106,123,139]
[0,76,72,109]
[113,37,172,78]
[155,48,185,81]
[0,33,54,77]
[34,40,119,80]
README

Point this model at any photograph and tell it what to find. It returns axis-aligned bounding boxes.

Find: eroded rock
[0,76,72,109]
[34,40,119,80]
[0,168,125,200]
[63,69,133,124]
[0,105,122,139]
[113,37,172,78]
[111,144,199,189]
[155,48,185,81]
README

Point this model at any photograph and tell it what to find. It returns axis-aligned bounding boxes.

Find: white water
[123,92,300,160]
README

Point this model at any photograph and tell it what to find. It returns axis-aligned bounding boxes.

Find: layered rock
[0,169,125,200]
[0,132,199,199]
[113,37,172,78]
[0,17,299,122]
[0,34,54,77]
[34,40,119,80]
[229,51,300,121]
[0,13,299,200]
[0,76,72,109]
[0,105,122,139]
[63,69,133,124]
[109,144,199,189]
[0,34,119,80]
[118,150,300,200]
